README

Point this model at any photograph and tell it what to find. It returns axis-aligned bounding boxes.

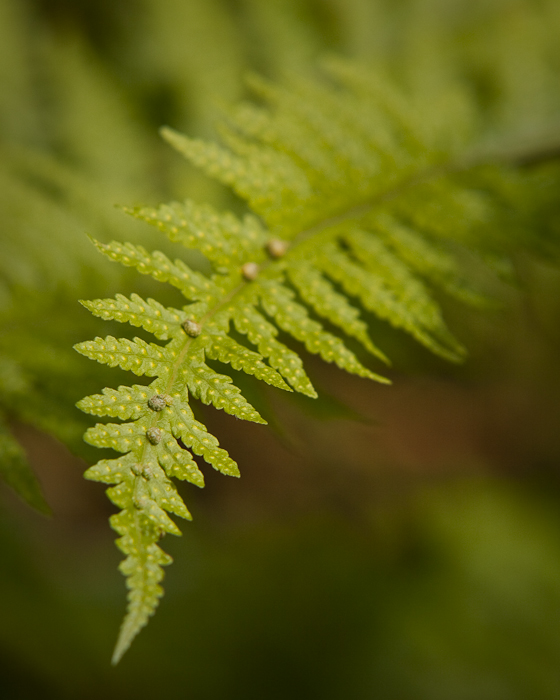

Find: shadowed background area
[1,0,560,698]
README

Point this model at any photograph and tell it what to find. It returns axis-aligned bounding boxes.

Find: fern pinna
[75,60,516,662]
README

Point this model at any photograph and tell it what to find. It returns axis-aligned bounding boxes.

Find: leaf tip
[111,637,129,666]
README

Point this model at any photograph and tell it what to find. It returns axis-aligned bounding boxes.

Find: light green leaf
[74,336,172,376]
[259,280,388,381]
[201,328,291,390]
[317,242,465,362]
[75,53,543,662]
[156,427,205,487]
[182,349,266,423]
[286,261,389,364]
[161,126,311,218]
[232,304,317,397]
[84,420,147,453]
[127,199,267,268]
[77,385,151,420]
[170,402,240,477]
[92,238,219,303]
[110,508,172,665]
[81,294,184,340]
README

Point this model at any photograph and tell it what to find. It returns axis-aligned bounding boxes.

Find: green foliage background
[1,0,560,696]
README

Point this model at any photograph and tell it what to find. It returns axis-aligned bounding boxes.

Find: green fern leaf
[75,336,172,377]
[77,385,152,420]
[81,294,184,340]
[161,126,311,213]
[182,348,266,422]
[126,200,268,268]
[200,328,291,390]
[372,215,493,308]
[286,261,389,363]
[76,61,541,662]
[92,239,220,304]
[258,279,386,381]
[231,304,317,397]
[168,402,239,477]
[0,420,50,514]
[110,507,173,665]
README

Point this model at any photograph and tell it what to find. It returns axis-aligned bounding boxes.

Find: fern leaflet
[76,60,533,662]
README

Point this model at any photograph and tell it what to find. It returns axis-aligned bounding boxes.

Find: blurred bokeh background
[1,0,560,697]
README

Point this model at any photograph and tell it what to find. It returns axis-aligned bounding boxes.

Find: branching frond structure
[75,60,534,662]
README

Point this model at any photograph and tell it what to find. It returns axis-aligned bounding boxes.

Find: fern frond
[76,61,549,662]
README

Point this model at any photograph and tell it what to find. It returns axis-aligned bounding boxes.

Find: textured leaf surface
[76,59,543,662]
[81,294,184,340]
[93,239,220,303]
[77,385,151,420]
[127,200,267,268]
[75,336,172,376]
[201,330,291,390]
